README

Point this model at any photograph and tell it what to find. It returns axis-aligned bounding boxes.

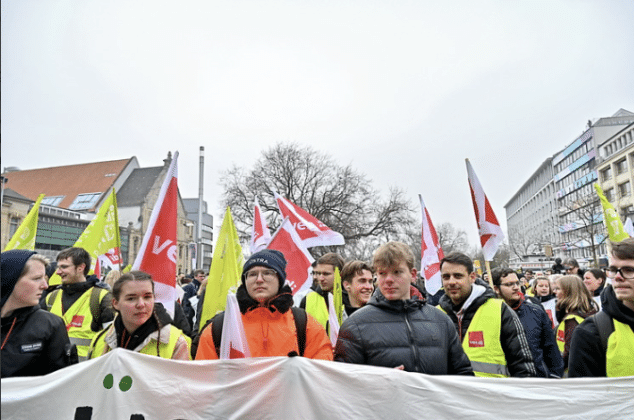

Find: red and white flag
[94,248,122,279]
[132,151,179,315]
[219,293,251,359]
[250,196,271,253]
[419,195,444,295]
[274,192,345,248]
[267,217,315,296]
[466,159,505,261]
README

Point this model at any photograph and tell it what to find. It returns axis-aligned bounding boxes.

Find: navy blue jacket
[515,299,564,378]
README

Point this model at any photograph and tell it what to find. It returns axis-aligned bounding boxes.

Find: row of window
[601,158,630,181]
[602,129,633,158]
[554,141,592,174]
[41,193,102,211]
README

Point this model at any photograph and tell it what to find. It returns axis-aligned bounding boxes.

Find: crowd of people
[2,238,633,380]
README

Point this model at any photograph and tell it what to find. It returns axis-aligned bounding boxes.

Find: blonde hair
[104,270,122,289]
[372,242,415,271]
[556,275,595,314]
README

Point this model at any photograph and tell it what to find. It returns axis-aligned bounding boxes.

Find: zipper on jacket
[404,309,420,372]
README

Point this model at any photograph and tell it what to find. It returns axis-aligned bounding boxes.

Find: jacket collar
[236,283,295,314]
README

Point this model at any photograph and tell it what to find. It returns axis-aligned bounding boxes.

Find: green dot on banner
[119,375,133,392]
[103,374,114,389]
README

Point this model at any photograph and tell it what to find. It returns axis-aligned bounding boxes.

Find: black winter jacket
[334,290,474,375]
[1,306,76,378]
[568,284,634,377]
[438,280,538,377]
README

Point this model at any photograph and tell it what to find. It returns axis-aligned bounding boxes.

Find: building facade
[505,108,634,269]
[182,198,213,272]
[596,123,634,226]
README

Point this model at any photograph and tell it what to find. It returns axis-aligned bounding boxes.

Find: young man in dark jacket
[492,267,564,378]
[334,242,473,375]
[439,252,537,377]
[568,238,634,377]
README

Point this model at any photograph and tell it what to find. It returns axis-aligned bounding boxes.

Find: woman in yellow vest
[554,275,598,370]
[89,271,191,360]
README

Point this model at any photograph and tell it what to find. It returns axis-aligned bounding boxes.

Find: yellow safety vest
[556,314,585,354]
[89,324,190,360]
[305,292,330,332]
[462,298,509,378]
[47,287,109,361]
[606,319,634,377]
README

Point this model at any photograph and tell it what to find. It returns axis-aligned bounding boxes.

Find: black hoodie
[568,284,634,377]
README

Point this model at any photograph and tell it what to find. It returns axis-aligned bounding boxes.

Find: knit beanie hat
[1,250,37,308]
[242,249,287,289]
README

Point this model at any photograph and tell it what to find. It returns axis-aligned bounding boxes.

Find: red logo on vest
[67,315,85,331]
[468,331,485,347]
[557,328,565,342]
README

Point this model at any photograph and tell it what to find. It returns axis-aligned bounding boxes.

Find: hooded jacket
[1,306,76,378]
[88,302,191,360]
[438,279,537,377]
[568,285,634,377]
[334,288,474,375]
[195,284,332,360]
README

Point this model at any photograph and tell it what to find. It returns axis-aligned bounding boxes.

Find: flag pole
[484,260,494,289]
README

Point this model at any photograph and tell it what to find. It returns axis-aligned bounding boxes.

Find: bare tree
[559,193,607,267]
[506,225,551,261]
[436,222,470,255]
[220,143,415,260]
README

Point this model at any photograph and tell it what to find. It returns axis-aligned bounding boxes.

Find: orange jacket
[196,286,333,361]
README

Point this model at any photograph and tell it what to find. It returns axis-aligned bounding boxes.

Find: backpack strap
[211,312,225,357]
[592,311,615,353]
[89,287,104,323]
[46,289,61,311]
[291,307,308,357]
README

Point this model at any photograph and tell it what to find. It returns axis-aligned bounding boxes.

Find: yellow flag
[122,264,132,273]
[333,267,343,326]
[594,183,629,242]
[4,194,45,251]
[199,207,244,332]
[48,189,121,285]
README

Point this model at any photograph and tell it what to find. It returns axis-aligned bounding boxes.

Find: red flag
[419,195,444,295]
[274,192,345,248]
[466,159,505,261]
[250,196,271,253]
[132,151,179,315]
[267,217,315,296]
[219,294,251,359]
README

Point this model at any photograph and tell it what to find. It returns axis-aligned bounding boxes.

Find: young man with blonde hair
[334,242,473,375]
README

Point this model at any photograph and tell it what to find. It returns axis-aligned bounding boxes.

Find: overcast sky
[2,0,634,249]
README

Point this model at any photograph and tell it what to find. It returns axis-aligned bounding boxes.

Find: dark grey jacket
[334,290,474,375]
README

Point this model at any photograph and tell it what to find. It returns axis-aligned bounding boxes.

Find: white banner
[1,349,632,419]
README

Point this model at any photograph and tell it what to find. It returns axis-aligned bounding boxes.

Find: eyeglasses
[312,271,333,277]
[606,266,634,280]
[245,269,277,281]
[500,281,521,288]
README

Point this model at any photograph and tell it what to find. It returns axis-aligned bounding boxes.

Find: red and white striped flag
[419,195,444,295]
[250,196,271,253]
[274,192,345,248]
[267,217,315,297]
[466,159,505,261]
[219,293,251,359]
[132,151,179,315]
